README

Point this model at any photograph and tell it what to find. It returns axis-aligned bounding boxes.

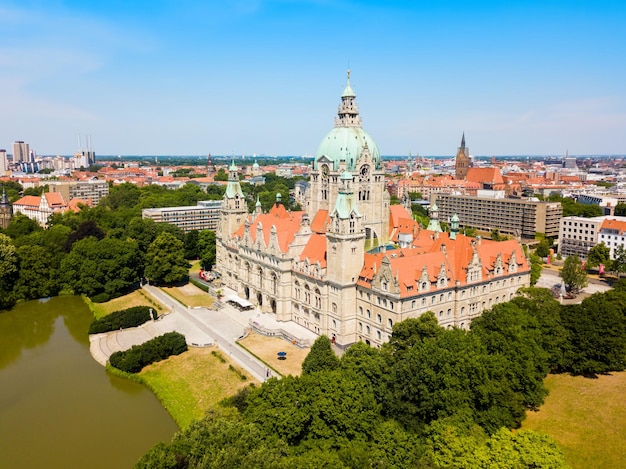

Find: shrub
[109,332,187,373]
[89,306,154,334]
[91,292,111,303]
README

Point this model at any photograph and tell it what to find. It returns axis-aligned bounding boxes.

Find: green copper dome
[315,71,380,172]
[315,127,380,171]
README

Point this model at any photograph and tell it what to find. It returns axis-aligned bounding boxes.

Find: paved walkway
[89,284,317,382]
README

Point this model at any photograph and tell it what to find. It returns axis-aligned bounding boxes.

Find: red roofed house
[216,73,531,348]
[12,192,88,226]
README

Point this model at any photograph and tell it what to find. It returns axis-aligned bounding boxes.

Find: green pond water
[0,296,178,469]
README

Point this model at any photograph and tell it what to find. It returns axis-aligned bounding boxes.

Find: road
[89,285,273,382]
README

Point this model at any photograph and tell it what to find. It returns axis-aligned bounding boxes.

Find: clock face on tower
[360,164,370,178]
[321,164,329,179]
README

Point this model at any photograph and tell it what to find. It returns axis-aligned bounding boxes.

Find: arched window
[388,318,393,328]
[377,313,382,324]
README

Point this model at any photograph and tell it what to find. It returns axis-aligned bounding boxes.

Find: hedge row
[89,306,154,334]
[109,332,188,373]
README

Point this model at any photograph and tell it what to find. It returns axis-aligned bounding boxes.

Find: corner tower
[217,161,247,239]
[307,70,390,245]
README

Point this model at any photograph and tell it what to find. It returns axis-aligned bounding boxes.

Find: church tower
[0,188,12,229]
[307,70,390,244]
[455,132,470,180]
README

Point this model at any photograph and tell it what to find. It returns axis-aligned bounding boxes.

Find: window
[388,318,393,328]
[366,309,371,318]
[377,313,382,324]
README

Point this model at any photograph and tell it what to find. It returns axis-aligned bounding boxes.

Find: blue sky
[1,0,625,157]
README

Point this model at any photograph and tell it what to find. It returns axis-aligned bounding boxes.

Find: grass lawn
[85,290,165,319]
[522,372,626,469]
[140,347,258,429]
[161,283,214,308]
[238,331,310,377]
[189,260,202,274]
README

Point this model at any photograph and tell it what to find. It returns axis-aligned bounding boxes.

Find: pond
[0,296,178,469]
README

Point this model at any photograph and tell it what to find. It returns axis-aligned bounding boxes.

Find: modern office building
[434,191,562,239]
[142,199,223,233]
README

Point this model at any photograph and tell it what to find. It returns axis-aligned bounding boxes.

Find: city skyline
[1,0,625,157]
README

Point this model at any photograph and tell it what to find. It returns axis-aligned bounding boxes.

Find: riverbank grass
[85,290,164,319]
[522,372,626,469]
[139,347,257,429]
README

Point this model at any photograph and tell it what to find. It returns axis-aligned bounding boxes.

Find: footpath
[89,284,314,382]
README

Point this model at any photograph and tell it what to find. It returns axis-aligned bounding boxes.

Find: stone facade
[215,73,531,348]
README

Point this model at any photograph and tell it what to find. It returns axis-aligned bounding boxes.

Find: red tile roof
[234,203,305,253]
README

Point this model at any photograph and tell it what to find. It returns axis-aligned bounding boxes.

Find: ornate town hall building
[216,73,531,347]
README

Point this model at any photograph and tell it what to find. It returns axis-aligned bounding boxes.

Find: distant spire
[461,132,466,149]
[1,187,7,204]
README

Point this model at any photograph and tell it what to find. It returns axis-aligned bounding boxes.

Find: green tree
[560,254,588,293]
[144,232,189,285]
[64,220,106,252]
[422,420,568,469]
[612,245,626,277]
[5,214,42,239]
[213,168,228,181]
[535,238,552,258]
[301,335,339,375]
[14,244,59,300]
[184,230,199,259]
[387,312,442,353]
[586,242,612,271]
[385,326,525,433]
[61,236,142,300]
[471,302,550,410]
[198,230,217,270]
[0,233,18,309]
[244,370,380,447]
[561,290,626,376]
[529,252,543,286]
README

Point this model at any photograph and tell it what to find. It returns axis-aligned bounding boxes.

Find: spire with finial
[335,69,361,128]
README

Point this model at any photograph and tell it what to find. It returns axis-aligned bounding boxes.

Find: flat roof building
[142,199,222,233]
[434,192,562,239]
